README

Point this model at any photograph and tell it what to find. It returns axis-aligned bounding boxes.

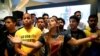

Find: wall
[0,0,12,19]
[97,0,100,28]
[26,0,99,28]
[26,0,97,14]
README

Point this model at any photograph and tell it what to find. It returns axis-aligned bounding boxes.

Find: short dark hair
[31,13,36,16]
[42,13,49,17]
[74,11,81,15]
[69,15,80,23]
[4,16,16,22]
[57,18,65,24]
[88,14,98,22]
[36,17,44,22]
[52,16,58,19]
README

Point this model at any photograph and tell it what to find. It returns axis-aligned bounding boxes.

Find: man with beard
[65,16,86,56]
[14,13,42,56]
[36,17,49,34]
[83,15,100,56]
[42,13,49,29]
[67,11,86,30]
[57,18,66,32]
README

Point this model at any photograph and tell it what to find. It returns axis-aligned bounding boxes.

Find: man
[36,17,49,34]
[14,13,42,56]
[3,16,17,56]
[31,13,37,26]
[42,13,49,29]
[0,18,8,56]
[67,11,86,30]
[84,15,100,56]
[66,16,86,56]
[57,18,66,32]
[74,11,86,30]
[36,17,49,56]
[8,16,97,56]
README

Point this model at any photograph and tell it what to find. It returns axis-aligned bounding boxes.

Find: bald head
[22,13,33,26]
[23,13,31,19]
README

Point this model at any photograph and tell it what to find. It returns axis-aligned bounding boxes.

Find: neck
[24,24,32,30]
[71,28,77,31]
[92,26,97,29]
[8,27,16,33]
[49,27,58,35]
[39,27,44,31]
[91,26,98,32]
[59,28,64,31]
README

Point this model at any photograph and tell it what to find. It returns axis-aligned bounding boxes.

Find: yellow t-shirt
[84,26,100,37]
[15,26,42,55]
[84,26,91,37]
[84,26,100,46]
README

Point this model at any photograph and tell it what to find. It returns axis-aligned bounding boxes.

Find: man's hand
[21,51,28,56]
[90,33,98,40]
[8,35,22,44]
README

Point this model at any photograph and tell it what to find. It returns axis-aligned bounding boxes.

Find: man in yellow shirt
[84,15,100,56]
[15,13,42,56]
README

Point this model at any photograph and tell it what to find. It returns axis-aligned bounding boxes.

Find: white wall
[98,13,100,29]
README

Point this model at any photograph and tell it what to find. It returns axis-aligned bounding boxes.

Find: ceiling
[12,0,78,7]
[32,0,77,3]
[0,0,78,11]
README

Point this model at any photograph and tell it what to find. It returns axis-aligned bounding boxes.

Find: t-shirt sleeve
[38,35,45,45]
[64,31,72,43]
[64,34,71,43]
[82,31,86,38]
[35,29,42,41]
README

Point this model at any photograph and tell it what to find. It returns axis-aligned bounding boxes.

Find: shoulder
[77,29,85,33]
[17,27,23,30]
[38,33,48,44]
[64,29,71,34]
[96,29,100,34]
[59,30,71,39]
[33,27,41,31]
[33,27,42,34]
[16,27,24,33]
[85,26,91,31]
[84,26,91,33]
[43,28,49,33]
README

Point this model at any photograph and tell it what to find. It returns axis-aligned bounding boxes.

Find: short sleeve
[38,35,45,45]
[63,31,72,43]
[81,31,86,38]
[64,34,71,43]
[35,29,42,41]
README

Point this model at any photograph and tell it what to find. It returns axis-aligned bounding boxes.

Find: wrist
[89,37,95,41]
[20,40,22,44]
[21,41,26,45]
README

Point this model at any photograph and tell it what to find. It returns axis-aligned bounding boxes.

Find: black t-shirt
[4,30,16,56]
[39,32,71,56]
[66,29,86,56]
[0,30,7,56]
